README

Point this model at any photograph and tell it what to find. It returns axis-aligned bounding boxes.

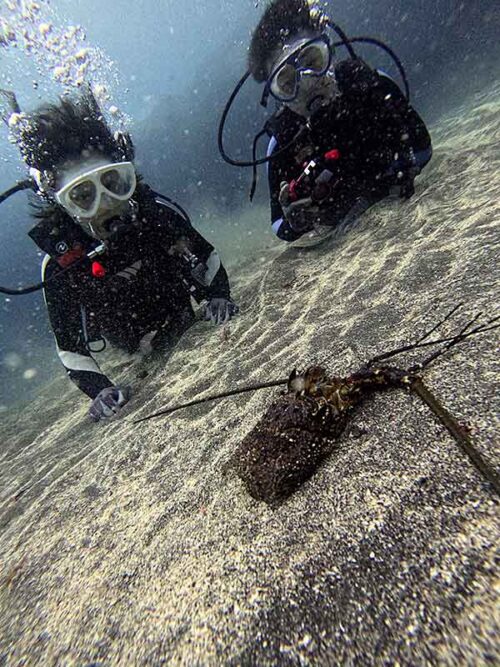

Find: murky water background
[0,0,499,407]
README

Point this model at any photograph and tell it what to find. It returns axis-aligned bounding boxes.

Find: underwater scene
[0,0,499,664]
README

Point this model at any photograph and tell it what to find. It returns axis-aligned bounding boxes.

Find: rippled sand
[1,85,499,665]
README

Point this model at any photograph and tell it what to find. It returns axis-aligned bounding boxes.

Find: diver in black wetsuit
[219,0,432,247]
[6,92,237,422]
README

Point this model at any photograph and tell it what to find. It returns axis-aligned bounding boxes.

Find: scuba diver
[0,90,237,422]
[218,0,432,247]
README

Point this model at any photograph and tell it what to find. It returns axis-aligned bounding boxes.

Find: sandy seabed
[0,84,499,666]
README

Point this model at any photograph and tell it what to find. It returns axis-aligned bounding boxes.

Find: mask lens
[100,167,134,196]
[272,64,298,99]
[267,37,331,103]
[297,42,329,72]
[68,180,97,211]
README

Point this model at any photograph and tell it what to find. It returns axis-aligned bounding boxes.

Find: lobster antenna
[133,378,288,425]
[367,307,497,366]
[412,314,499,372]
[414,302,464,345]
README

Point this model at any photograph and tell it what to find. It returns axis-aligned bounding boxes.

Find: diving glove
[89,385,131,422]
[203,297,239,325]
[279,182,324,233]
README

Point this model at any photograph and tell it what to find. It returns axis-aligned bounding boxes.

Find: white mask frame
[54,161,137,219]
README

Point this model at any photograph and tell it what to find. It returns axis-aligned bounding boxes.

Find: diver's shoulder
[373,68,407,99]
[334,57,374,79]
[334,58,393,96]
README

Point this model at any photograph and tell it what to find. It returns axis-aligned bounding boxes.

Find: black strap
[249,129,269,201]
[152,191,192,226]
[0,254,88,295]
[0,179,34,204]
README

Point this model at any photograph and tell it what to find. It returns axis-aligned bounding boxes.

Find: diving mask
[55,161,137,219]
[261,35,333,106]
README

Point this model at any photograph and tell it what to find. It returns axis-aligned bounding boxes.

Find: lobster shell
[231,375,347,505]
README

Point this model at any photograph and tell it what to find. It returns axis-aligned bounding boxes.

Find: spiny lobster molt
[231,365,415,505]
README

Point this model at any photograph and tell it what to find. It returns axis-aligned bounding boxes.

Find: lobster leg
[410,378,500,496]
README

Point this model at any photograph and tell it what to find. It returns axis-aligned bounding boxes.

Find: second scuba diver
[219,0,432,247]
[1,91,237,422]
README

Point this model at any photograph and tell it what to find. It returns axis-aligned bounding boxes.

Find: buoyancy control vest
[265,58,431,197]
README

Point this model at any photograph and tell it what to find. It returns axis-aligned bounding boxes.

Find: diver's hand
[89,386,131,422]
[203,298,239,325]
[279,182,319,233]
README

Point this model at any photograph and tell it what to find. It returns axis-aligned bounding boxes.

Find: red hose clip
[324,149,341,161]
[91,261,106,278]
[288,178,300,202]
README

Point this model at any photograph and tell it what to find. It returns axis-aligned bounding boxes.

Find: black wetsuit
[41,185,231,399]
[266,58,432,241]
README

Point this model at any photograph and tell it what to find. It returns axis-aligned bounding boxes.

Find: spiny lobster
[135,304,499,505]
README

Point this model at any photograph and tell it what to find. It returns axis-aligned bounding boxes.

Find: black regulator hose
[0,255,89,295]
[325,18,357,59]
[0,178,49,294]
[0,176,75,295]
[1,282,49,296]
[218,70,308,169]
[0,178,35,204]
[249,128,269,201]
[218,71,262,168]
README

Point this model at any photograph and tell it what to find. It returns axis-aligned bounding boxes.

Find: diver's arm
[42,257,114,399]
[375,71,432,152]
[370,71,432,178]
[267,138,305,242]
[156,202,232,300]
[203,250,230,300]
[186,225,231,300]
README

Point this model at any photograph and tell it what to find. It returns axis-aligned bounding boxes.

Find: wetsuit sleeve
[267,137,304,243]
[365,72,432,196]
[188,226,231,301]
[155,202,232,301]
[359,70,432,184]
[375,71,432,154]
[42,257,114,399]
[331,59,431,191]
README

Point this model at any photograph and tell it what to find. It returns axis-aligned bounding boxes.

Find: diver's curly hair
[248,0,326,82]
[18,91,121,173]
